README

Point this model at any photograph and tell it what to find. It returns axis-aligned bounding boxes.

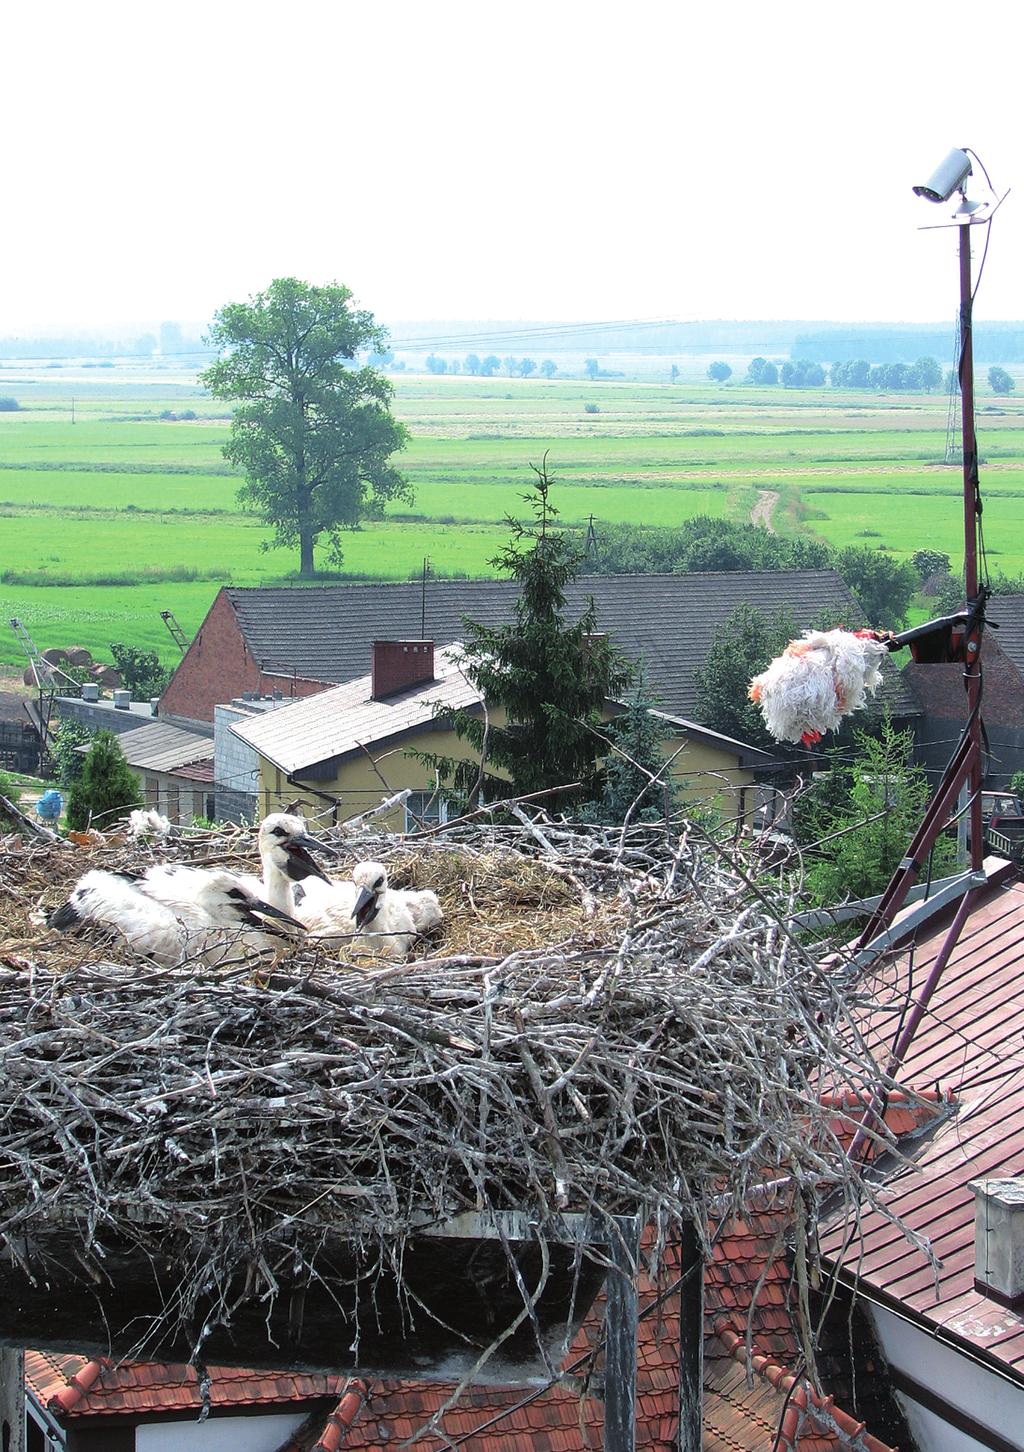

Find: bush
[51,719,93,788]
[108,642,170,698]
[0,397,20,411]
[910,548,952,582]
[0,770,22,826]
[66,731,143,831]
[584,403,600,415]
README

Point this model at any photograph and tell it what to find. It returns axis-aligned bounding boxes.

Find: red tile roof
[821,874,1024,1379]
[24,1350,351,1418]
[25,1094,947,1449]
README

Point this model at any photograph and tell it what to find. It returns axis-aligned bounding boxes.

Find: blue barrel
[36,789,64,821]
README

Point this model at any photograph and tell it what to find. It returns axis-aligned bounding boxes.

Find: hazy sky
[7,0,1022,333]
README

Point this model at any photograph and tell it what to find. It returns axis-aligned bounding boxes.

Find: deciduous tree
[989,365,1015,395]
[832,546,918,627]
[707,361,732,382]
[201,278,410,577]
[108,643,170,699]
[910,548,952,582]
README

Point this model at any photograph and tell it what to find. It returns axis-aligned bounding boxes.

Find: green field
[2,372,1023,668]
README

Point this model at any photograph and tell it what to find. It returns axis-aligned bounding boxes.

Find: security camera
[913,147,972,203]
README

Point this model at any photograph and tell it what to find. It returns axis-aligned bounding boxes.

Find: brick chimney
[371,641,435,700]
[971,1179,1024,1305]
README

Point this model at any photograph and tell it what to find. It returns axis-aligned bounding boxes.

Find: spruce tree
[429,461,633,810]
[66,730,143,832]
[578,679,678,824]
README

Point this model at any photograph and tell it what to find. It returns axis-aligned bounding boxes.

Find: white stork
[49,867,303,967]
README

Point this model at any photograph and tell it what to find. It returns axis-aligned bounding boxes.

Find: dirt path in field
[751,489,780,532]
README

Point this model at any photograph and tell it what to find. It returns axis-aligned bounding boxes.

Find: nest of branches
[0,815,923,1376]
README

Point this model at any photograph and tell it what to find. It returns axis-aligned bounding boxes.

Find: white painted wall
[136,1410,308,1452]
[869,1302,1024,1450]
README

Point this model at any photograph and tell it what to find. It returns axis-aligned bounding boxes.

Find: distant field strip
[2,375,1024,668]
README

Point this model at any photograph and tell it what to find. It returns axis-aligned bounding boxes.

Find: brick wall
[160,590,328,724]
[371,641,435,700]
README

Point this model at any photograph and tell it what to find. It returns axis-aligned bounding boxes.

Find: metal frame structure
[848,152,1006,1159]
[8,617,81,774]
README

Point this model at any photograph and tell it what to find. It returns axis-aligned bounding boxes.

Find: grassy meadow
[1,370,1023,669]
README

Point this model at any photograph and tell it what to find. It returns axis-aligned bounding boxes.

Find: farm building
[0,690,41,775]
[820,860,1024,1450]
[227,640,775,827]
[157,571,916,732]
[156,570,916,822]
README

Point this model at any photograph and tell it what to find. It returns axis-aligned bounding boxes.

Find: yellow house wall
[253,710,756,832]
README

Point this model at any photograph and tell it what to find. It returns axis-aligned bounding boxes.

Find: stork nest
[0,814,925,1378]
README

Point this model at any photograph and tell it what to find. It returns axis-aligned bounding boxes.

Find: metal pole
[604,1220,639,1452]
[958,221,985,871]
[677,1221,704,1452]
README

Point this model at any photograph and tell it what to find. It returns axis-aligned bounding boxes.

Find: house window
[405,790,450,832]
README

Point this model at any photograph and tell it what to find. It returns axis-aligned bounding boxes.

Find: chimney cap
[971,1177,1024,1305]
[970,1178,1024,1207]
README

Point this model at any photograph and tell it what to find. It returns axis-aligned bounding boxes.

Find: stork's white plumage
[349,861,418,959]
[49,866,302,966]
[748,628,890,745]
[237,812,334,914]
[138,864,305,963]
[401,889,444,936]
[127,809,173,841]
[48,869,191,966]
[294,860,422,958]
[291,874,360,944]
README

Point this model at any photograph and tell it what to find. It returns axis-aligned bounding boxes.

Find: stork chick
[237,812,334,915]
[50,867,303,967]
[350,861,418,959]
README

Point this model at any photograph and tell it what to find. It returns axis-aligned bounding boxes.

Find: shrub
[66,731,143,831]
[108,642,170,698]
[0,397,20,411]
[584,403,600,415]
[51,719,93,789]
[0,770,22,827]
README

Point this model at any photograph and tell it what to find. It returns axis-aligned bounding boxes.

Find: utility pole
[957,215,985,872]
[420,557,430,641]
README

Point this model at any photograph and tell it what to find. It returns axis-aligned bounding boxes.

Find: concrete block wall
[55,697,155,737]
[214,704,261,823]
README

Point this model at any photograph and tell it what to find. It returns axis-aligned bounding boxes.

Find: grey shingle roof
[226,571,918,723]
[230,645,479,776]
[75,722,214,774]
[990,594,1024,677]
